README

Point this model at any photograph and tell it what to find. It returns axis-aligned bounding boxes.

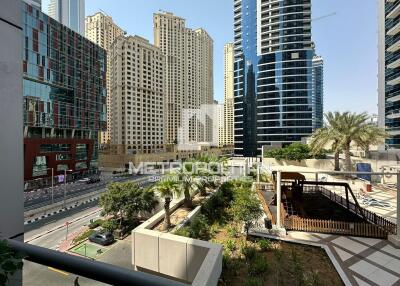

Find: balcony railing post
[276,171,282,229]
[397,172,400,237]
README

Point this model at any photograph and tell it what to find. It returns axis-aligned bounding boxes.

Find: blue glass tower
[312,55,324,129]
[233,0,316,157]
[384,0,400,148]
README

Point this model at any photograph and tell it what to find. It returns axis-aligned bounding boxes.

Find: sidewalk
[57,226,88,252]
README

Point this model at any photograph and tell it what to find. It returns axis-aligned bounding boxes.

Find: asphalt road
[24,174,150,211]
[23,178,159,286]
[23,203,105,286]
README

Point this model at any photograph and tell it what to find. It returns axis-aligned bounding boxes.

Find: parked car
[88,231,115,246]
[79,178,90,183]
[86,177,101,184]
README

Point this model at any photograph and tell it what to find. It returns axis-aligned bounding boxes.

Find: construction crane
[312,12,337,22]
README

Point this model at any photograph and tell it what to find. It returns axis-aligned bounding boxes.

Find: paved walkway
[282,231,400,286]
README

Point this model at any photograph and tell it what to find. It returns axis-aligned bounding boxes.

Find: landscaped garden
[173,179,343,286]
[150,155,226,232]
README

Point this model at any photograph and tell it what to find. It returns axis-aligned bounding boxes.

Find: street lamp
[63,169,73,209]
[46,168,54,204]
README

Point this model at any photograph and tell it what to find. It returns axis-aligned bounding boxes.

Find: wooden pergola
[270,169,400,244]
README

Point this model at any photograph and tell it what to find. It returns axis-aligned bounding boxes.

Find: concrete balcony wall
[0,0,24,239]
[132,229,222,285]
[132,196,223,286]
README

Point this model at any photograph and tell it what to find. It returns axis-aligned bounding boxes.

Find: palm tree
[310,112,387,172]
[336,112,372,172]
[152,178,181,230]
[196,170,217,196]
[309,112,343,171]
[355,124,388,158]
[175,167,197,209]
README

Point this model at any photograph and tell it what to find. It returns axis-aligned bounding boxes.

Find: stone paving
[284,231,400,286]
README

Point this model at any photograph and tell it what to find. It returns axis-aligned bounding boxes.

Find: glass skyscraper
[312,54,324,129]
[22,3,106,182]
[48,0,85,35]
[381,0,400,149]
[233,0,320,157]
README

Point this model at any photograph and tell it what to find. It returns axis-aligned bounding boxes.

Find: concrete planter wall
[132,192,223,286]
[173,189,220,232]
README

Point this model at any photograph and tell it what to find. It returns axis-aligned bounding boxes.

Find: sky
[42,0,379,114]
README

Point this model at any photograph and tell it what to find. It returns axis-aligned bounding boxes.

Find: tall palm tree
[336,112,371,172]
[152,178,181,230]
[311,112,387,172]
[309,112,343,171]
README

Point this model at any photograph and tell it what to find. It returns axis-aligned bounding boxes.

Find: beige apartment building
[153,12,214,145]
[223,43,234,146]
[85,12,125,145]
[109,35,165,155]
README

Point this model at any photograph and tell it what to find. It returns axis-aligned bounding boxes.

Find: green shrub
[189,214,209,240]
[241,243,256,261]
[201,191,227,221]
[225,239,236,252]
[88,219,104,229]
[291,250,305,286]
[248,255,268,276]
[73,229,94,244]
[102,219,119,232]
[222,251,240,276]
[226,225,237,238]
[305,271,322,286]
[222,251,230,270]
[174,227,191,238]
[230,186,263,236]
[209,223,219,237]
[244,277,264,286]
[264,142,327,161]
[258,239,272,252]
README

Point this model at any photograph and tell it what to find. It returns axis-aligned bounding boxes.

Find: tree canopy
[310,112,387,171]
[100,182,157,228]
[264,142,327,161]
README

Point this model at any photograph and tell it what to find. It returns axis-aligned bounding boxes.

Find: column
[276,170,282,228]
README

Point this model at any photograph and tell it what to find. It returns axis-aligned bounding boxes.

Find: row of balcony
[386,1,400,90]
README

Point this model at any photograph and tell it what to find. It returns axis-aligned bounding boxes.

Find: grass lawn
[70,242,108,259]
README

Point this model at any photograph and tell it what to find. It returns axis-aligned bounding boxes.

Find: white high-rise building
[109,35,165,155]
[48,0,85,35]
[86,12,125,145]
[153,12,214,145]
[223,43,234,147]
[312,55,324,129]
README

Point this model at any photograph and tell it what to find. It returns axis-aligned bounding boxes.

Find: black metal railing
[300,183,397,235]
[7,239,187,286]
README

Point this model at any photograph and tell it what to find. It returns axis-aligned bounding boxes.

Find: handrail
[6,239,186,286]
[301,183,397,235]
[271,170,400,176]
